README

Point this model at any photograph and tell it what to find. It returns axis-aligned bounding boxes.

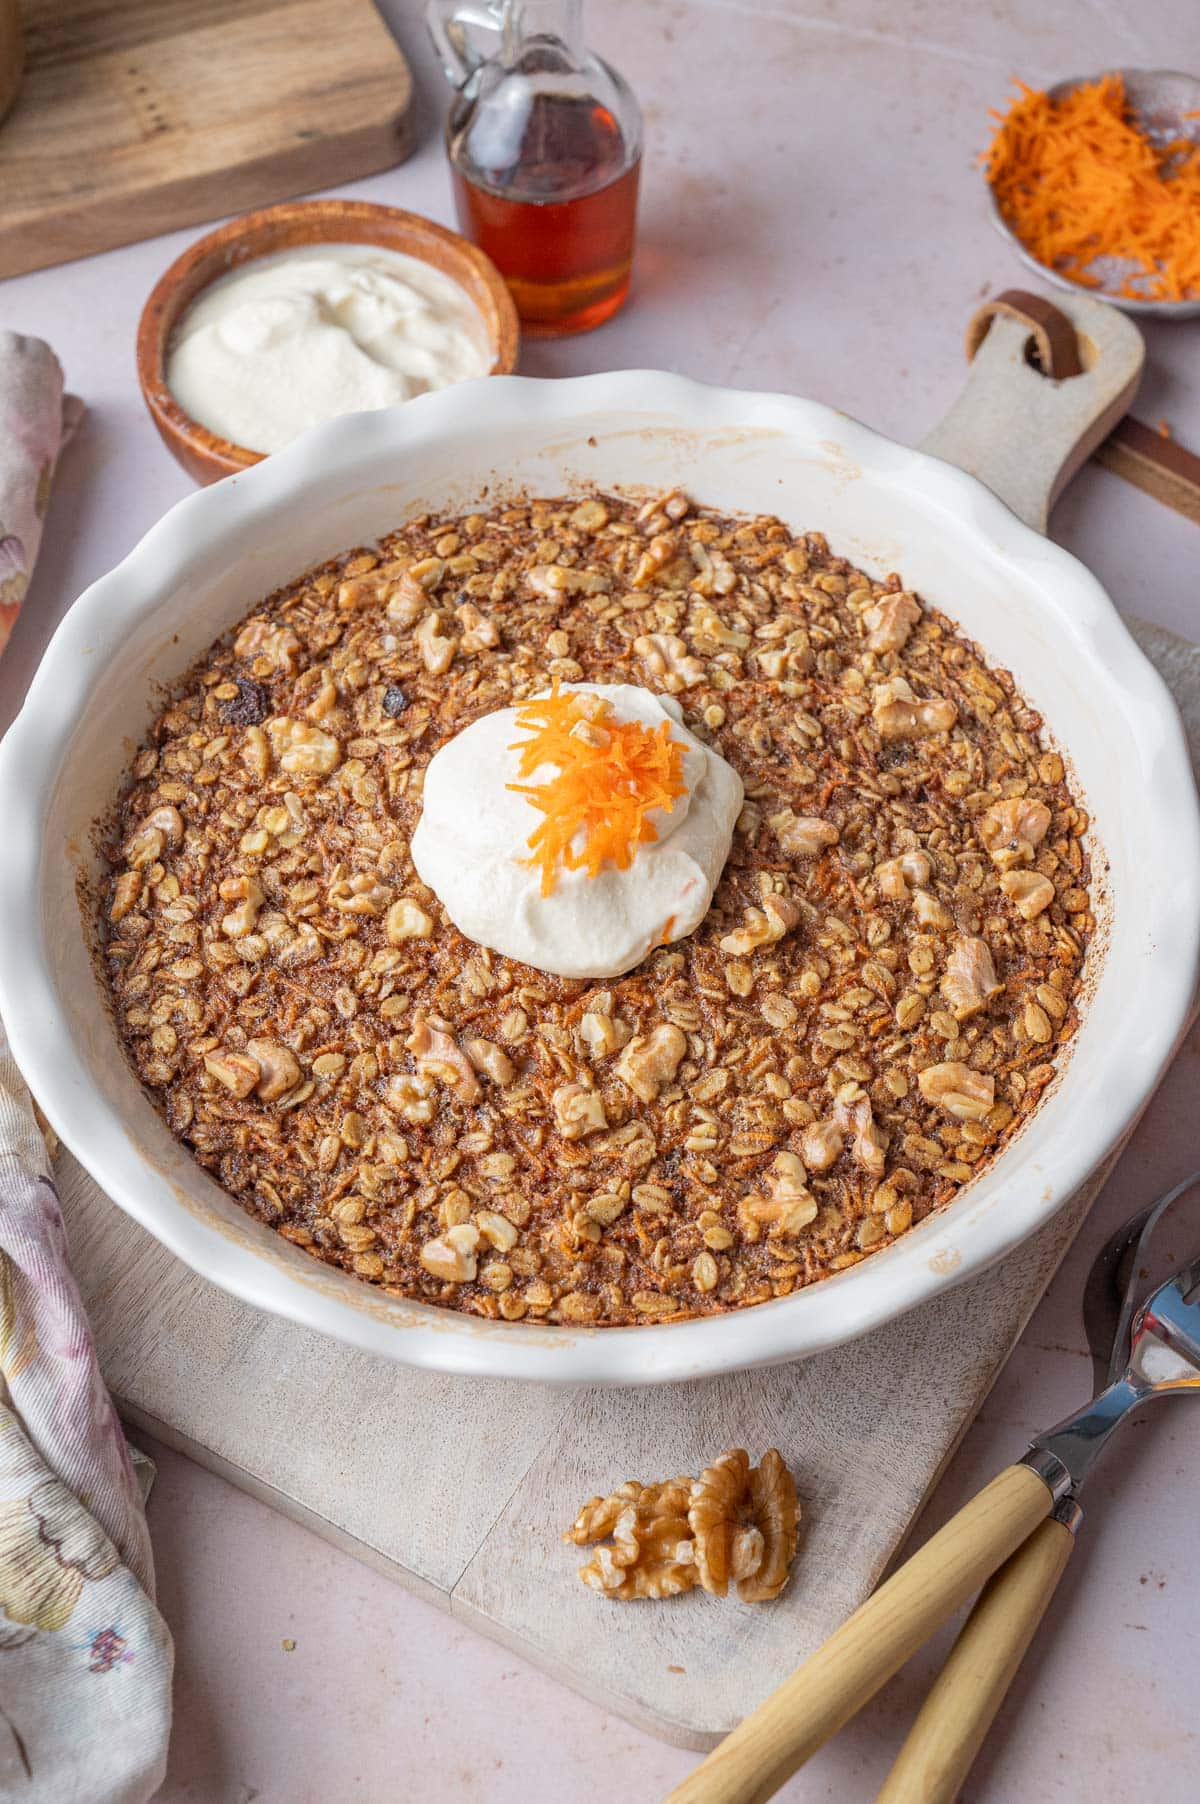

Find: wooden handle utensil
[663,1464,1054,1804]
[875,1511,1077,1803]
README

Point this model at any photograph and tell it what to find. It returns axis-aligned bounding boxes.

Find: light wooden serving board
[0,0,414,279]
[53,619,1200,1750]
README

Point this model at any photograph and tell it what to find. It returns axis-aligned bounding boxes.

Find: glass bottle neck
[502,0,585,66]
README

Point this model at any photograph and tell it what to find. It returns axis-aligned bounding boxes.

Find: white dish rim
[1,369,1197,1386]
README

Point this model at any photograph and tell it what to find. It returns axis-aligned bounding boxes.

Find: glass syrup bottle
[427,0,642,336]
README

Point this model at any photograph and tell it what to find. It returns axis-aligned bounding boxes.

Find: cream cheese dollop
[166,244,493,454]
[410,684,744,980]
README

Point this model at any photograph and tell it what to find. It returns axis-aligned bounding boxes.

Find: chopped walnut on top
[633,631,705,691]
[616,1023,687,1104]
[979,797,1052,869]
[800,1118,844,1173]
[265,715,341,777]
[1000,868,1055,919]
[553,1081,608,1140]
[941,935,1003,1020]
[918,1061,995,1122]
[719,894,801,956]
[100,490,1091,1329]
[407,1012,480,1104]
[773,812,839,858]
[739,1151,819,1240]
[875,849,931,901]
[834,1083,887,1175]
[872,676,958,740]
[862,590,921,653]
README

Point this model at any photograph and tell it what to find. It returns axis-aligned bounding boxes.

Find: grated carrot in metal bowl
[983,73,1200,303]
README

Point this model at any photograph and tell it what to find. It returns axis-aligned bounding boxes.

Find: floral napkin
[0,1030,172,1801]
[0,336,173,1799]
[0,330,83,662]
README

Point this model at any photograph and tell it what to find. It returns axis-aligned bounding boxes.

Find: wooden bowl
[136,199,520,485]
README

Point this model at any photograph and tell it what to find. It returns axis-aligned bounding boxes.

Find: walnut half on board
[564,1449,800,1603]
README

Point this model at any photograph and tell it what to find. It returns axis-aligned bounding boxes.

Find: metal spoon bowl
[987,66,1200,320]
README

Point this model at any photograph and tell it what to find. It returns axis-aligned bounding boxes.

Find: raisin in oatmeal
[99,491,1093,1326]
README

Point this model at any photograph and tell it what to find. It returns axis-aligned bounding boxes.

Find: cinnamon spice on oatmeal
[99,491,1092,1327]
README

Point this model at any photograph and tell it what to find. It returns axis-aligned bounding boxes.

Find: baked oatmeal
[99,491,1093,1325]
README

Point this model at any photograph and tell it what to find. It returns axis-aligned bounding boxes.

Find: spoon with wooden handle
[874,1167,1200,1803]
[664,1171,1200,1804]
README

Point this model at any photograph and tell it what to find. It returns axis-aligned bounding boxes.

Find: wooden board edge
[442,1168,1122,1747]
[0,112,414,281]
[115,1387,723,1748]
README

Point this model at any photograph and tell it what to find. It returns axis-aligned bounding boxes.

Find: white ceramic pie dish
[1,368,1198,1385]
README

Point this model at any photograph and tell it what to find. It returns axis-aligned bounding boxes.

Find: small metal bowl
[987,67,1200,320]
[137,199,520,485]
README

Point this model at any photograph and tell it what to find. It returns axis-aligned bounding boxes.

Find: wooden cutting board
[50,622,1200,1750]
[0,0,414,279]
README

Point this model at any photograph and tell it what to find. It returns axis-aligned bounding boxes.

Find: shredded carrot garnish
[983,74,1200,303]
[507,686,686,896]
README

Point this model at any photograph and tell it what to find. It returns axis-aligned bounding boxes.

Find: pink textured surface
[1,1,1198,1798]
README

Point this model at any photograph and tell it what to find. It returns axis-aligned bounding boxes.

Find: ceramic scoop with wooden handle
[666,1172,1200,1804]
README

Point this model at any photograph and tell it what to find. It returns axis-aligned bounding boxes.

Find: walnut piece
[246,1039,300,1103]
[553,1082,609,1140]
[633,632,705,692]
[834,1083,887,1175]
[631,534,676,589]
[407,1013,480,1104]
[234,617,301,672]
[265,716,341,777]
[568,1479,698,1601]
[719,894,801,956]
[1000,868,1055,920]
[775,812,839,858]
[979,797,1052,869]
[872,676,957,740]
[580,1010,634,1058]
[108,870,142,922]
[526,563,610,599]
[918,1060,995,1121]
[414,611,458,676]
[616,1023,687,1103]
[385,1073,435,1124]
[203,1050,260,1098]
[941,935,1003,1020]
[456,600,499,653]
[386,897,434,942]
[328,873,391,916]
[913,889,953,930]
[800,1118,844,1172]
[219,874,264,939]
[738,1149,819,1241]
[420,1223,480,1283]
[465,1038,515,1086]
[124,804,184,869]
[688,1448,800,1602]
[862,590,921,653]
[876,849,931,900]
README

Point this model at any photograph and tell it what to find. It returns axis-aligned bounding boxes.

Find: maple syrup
[429,0,642,337]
